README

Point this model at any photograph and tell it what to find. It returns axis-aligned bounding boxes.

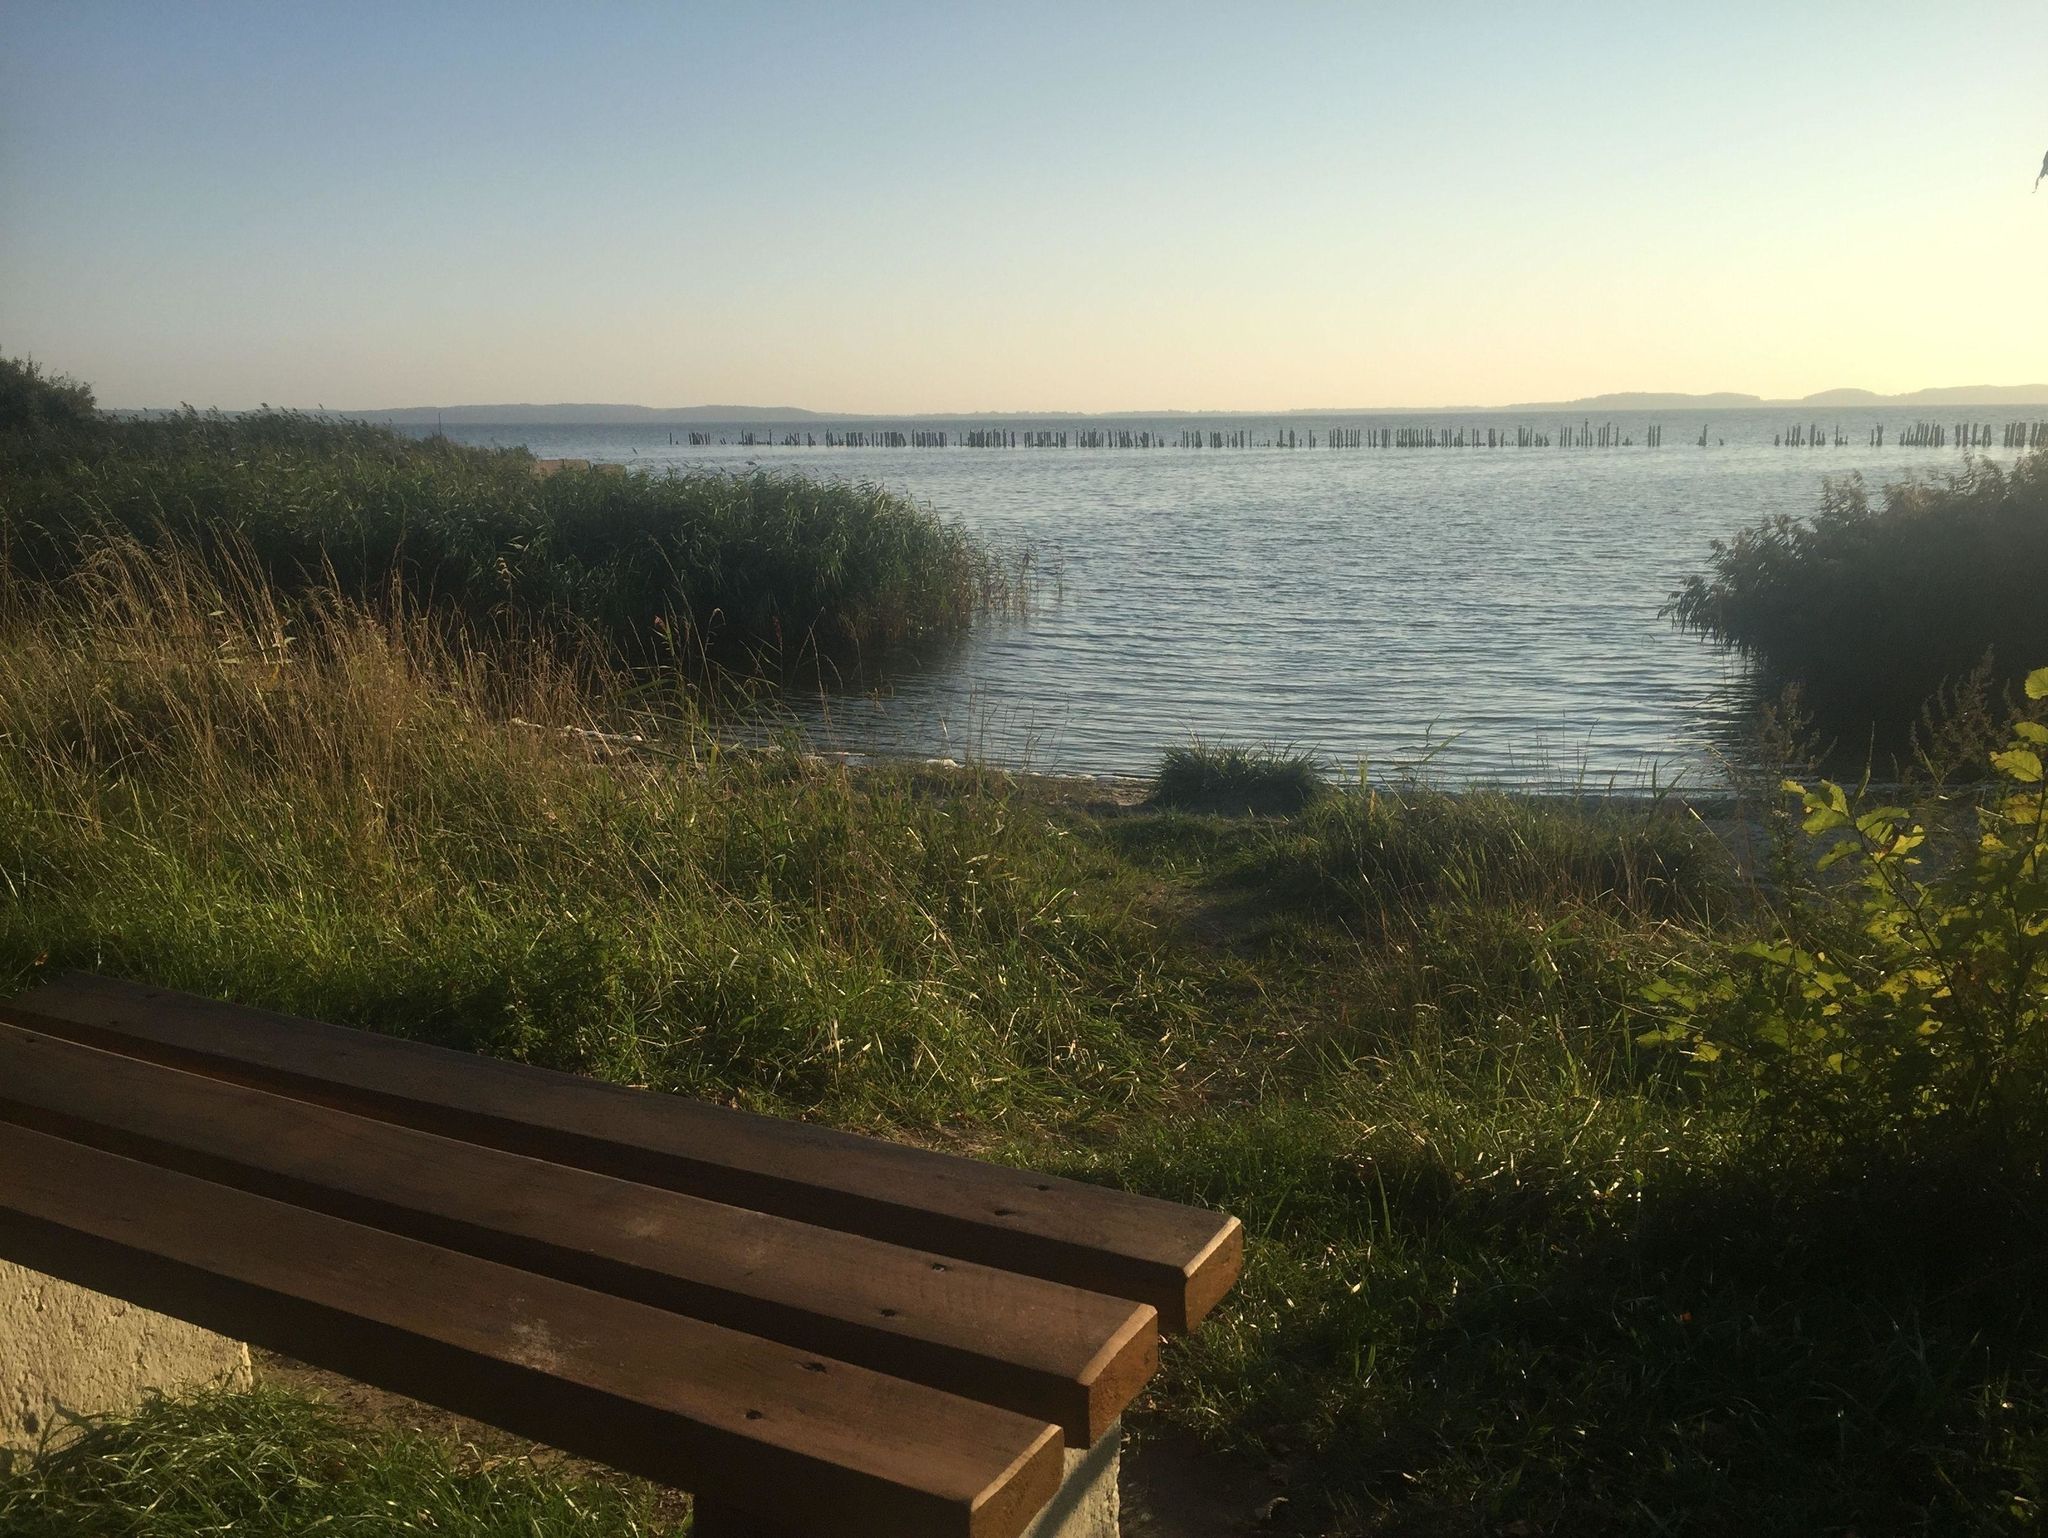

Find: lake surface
[419,408,2039,787]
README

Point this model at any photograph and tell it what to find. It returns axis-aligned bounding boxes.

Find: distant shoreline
[105,385,2048,424]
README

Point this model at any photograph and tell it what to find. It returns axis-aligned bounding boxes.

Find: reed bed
[1,394,1019,672]
[1667,447,2048,732]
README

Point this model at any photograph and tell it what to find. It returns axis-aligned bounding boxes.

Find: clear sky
[4,0,2044,412]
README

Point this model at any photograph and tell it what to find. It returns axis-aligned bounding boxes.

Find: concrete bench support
[692,1424,1121,1538]
[1021,1421,1120,1538]
[1,1260,252,1453]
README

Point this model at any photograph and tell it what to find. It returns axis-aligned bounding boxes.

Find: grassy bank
[5,545,2048,1534]
[0,361,1018,671]
[1667,447,2048,739]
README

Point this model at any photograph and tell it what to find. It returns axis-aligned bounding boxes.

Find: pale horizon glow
[4,0,2045,413]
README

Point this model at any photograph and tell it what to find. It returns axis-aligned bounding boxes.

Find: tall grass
[0,401,1018,672]
[1666,448,2048,733]
[1251,786,1717,922]
[0,539,1181,1123]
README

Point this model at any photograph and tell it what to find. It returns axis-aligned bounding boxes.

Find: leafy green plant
[1644,667,2048,1149]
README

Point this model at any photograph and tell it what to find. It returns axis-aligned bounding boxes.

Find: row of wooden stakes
[657,419,2048,453]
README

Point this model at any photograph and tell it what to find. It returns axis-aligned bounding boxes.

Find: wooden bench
[0,972,1242,1538]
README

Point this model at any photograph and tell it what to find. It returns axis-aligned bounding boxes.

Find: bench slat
[5,974,1242,1331]
[0,1021,1154,1442]
[0,1121,1064,1538]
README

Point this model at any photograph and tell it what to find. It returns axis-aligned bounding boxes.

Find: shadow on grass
[1143,1129,2048,1537]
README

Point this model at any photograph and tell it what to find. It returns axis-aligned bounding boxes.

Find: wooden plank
[0,1021,1154,1442]
[0,1122,1063,1538]
[2,974,1243,1331]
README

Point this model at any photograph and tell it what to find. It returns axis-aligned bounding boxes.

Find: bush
[1643,667,2048,1154]
[1666,450,2048,732]
[0,356,95,437]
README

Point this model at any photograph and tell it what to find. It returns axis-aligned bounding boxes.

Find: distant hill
[1516,386,2048,412]
[343,404,1185,424]
[1875,384,2048,407]
[347,403,823,425]
[1794,388,1887,407]
[1508,391,1764,411]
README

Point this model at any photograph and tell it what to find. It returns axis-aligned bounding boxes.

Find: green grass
[1247,785,1718,922]
[0,1388,678,1537]
[1150,742,1327,816]
[5,547,2048,1533]
[1666,447,2048,738]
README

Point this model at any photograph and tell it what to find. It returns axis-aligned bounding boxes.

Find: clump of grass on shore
[0,1387,676,1537]
[1666,447,2048,736]
[1150,742,1326,815]
[0,368,1019,672]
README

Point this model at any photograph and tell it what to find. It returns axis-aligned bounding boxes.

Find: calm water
[423,409,2037,787]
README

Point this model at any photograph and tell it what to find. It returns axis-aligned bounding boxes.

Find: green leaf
[1992,748,2044,784]
[2026,666,2048,701]
[2015,721,2048,746]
